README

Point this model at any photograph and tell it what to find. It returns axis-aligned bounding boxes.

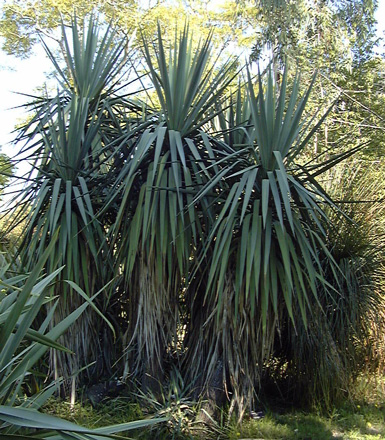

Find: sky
[0,44,51,159]
[0,0,385,179]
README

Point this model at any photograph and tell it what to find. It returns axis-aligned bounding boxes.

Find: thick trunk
[184,271,276,420]
[49,294,101,401]
[121,256,179,395]
[196,359,227,423]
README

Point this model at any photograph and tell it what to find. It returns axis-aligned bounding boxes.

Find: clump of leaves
[262,159,385,409]
[134,368,203,439]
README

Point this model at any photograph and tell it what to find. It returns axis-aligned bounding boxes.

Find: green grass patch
[227,403,385,440]
[42,375,385,439]
[43,397,144,436]
[226,374,385,439]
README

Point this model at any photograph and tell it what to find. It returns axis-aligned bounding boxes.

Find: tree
[0,0,255,60]
[0,151,12,197]
[10,13,358,416]
[2,0,382,162]
[10,16,131,400]
[249,0,379,68]
[8,8,385,420]
[247,0,385,158]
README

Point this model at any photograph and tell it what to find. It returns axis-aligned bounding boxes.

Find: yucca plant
[0,237,104,435]
[182,68,357,417]
[0,230,167,439]
[1,237,66,409]
[106,24,238,386]
[7,13,367,420]
[266,161,385,407]
[133,367,201,439]
[322,162,385,376]
[8,15,133,398]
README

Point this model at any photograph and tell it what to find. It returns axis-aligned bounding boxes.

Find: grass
[227,374,385,439]
[43,398,144,437]
[43,396,201,439]
[41,374,385,439]
[227,402,385,440]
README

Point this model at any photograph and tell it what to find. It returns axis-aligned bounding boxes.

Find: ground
[42,374,385,439]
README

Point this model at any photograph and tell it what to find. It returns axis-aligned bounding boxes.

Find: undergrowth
[43,398,144,436]
[42,374,385,439]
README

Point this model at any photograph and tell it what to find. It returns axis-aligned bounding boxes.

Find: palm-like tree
[106,25,238,386]
[12,16,132,397]
[9,16,361,417]
[182,69,354,416]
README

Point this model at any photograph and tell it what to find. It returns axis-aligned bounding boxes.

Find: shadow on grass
[232,403,385,440]
[230,413,336,440]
